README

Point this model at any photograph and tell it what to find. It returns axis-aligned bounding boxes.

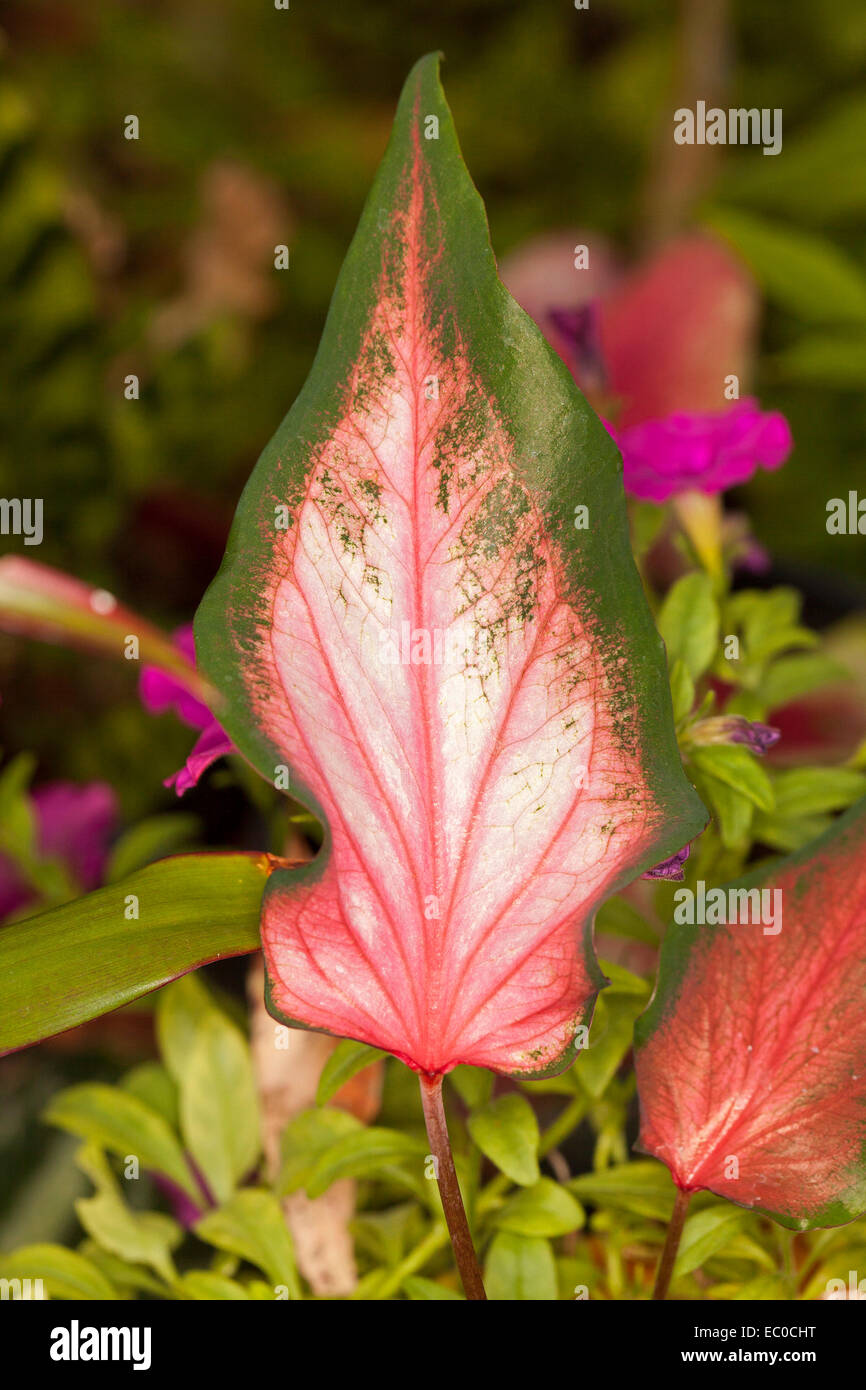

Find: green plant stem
[370,1224,451,1301]
[539,1094,589,1157]
[652,1187,691,1300]
[419,1073,487,1300]
[475,1171,509,1217]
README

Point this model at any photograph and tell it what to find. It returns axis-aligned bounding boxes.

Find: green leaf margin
[195,53,706,1077]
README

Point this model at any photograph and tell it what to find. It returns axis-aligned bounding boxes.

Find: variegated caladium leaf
[195,54,705,1079]
[635,796,866,1230]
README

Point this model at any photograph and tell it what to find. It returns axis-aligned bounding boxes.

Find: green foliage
[156,975,261,1204]
[0,851,268,1052]
[316,1040,386,1107]
[195,1190,300,1299]
[1,978,302,1300]
[74,1146,182,1285]
[466,1095,540,1187]
[490,1180,585,1238]
[44,1084,198,1202]
[706,207,866,325]
[485,1232,558,1302]
[658,573,720,681]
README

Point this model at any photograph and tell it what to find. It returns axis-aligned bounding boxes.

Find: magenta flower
[165,720,236,796]
[0,781,117,922]
[139,625,213,729]
[502,232,793,501]
[605,399,791,503]
[139,624,235,796]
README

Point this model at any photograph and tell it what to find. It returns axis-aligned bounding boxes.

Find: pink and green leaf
[195,54,705,1079]
[635,796,866,1229]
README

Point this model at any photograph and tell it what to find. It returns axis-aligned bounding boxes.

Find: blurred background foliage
[1,0,865,811]
[1,0,865,1278]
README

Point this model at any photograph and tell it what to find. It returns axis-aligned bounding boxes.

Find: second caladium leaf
[635,796,866,1229]
[196,54,704,1078]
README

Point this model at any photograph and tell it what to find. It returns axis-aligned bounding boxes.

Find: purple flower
[643,844,690,881]
[139,625,213,731]
[164,720,236,797]
[605,399,792,504]
[0,781,117,921]
[548,305,607,394]
[689,715,781,755]
[725,718,781,755]
[139,624,235,796]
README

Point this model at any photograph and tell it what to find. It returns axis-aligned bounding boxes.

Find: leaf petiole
[419,1073,487,1300]
[652,1187,691,1300]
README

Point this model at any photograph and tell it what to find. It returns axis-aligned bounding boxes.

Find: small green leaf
[79,1242,170,1297]
[690,766,755,850]
[106,814,200,882]
[157,976,261,1204]
[493,1178,585,1237]
[761,654,849,709]
[121,1062,179,1132]
[0,1243,118,1300]
[304,1127,428,1199]
[658,574,719,681]
[711,1274,790,1301]
[485,1232,557,1301]
[752,811,832,853]
[352,1203,422,1267]
[599,960,653,996]
[771,767,866,820]
[801,1246,866,1301]
[195,1189,300,1298]
[724,588,805,664]
[689,745,774,811]
[673,1205,751,1279]
[568,1160,677,1222]
[44,1083,198,1201]
[579,986,649,1100]
[74,1146,181,1286]
[277,1108,362,1195]
[670,658,696,725]
[0,851,270,1053]
[176,1271,252,1300]
[0,752,37,864]
[448,1065,495,1109]
[467,1094,540,1186]
[715,1231,777,1274]
[247,1280,281,1300]
[403,1275,464,1301]
[316,1039,385,1107]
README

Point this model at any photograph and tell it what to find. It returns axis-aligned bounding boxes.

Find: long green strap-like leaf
[0,852,272,1054]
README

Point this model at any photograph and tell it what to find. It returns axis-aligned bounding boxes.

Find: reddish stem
[653,1187,691,1300]
[419,1072,487,1300]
